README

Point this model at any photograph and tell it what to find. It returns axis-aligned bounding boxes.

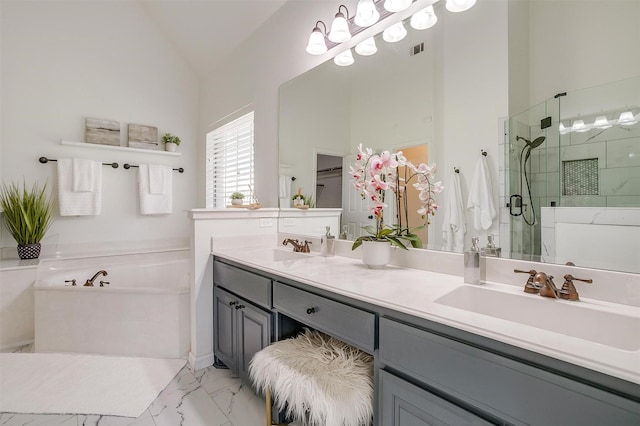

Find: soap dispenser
[481,235,501,258]
[464,237,481,284]
[321,226,335,257]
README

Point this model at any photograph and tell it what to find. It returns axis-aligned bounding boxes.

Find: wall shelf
[61,140,182,156]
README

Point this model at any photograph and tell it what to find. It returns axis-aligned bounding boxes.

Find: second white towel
[467,155,496,231]
[138,164,172,215]
[442,172,466,252]
[58,158,102,216]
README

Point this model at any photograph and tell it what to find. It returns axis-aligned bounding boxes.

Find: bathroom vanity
[211,248,640,425]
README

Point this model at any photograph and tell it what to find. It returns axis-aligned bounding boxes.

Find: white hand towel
[441,172,466,252]
[138,164,172,215]
[148,165,167,195]
[278,175,292,208]
[72,158,95,192]
[58,158,102,216]
[467,155,496,231]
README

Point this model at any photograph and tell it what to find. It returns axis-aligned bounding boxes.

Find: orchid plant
[350,144,443,250]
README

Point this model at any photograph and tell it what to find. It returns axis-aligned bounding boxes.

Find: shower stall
[505,76,640,269]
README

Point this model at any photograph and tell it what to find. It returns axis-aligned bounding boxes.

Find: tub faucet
[84,270,108,287]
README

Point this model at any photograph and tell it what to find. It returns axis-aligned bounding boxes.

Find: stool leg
[265,388,273,426]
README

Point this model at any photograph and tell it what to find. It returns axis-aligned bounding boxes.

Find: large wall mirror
[278,0,640,274]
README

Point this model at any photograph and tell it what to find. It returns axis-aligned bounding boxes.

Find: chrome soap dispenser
[321,226,335,257]
[464,237,481,284]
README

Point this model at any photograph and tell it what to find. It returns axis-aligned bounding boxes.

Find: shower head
[529,136,546,149]
[516,135,546,149]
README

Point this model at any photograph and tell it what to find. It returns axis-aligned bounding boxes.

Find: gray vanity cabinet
[379,317,640,426]
[213,260,273,383]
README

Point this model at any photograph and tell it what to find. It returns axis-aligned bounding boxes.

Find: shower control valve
[64,279,77,286]
[99,281,110,287]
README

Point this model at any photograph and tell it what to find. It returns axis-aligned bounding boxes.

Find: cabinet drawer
[273,282,375,352]
[379,317,640,426]
[214,260,271,309]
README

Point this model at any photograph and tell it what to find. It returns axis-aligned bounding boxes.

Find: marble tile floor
[1,344,292,426]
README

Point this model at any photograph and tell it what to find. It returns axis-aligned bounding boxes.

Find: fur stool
[249,329,374,426]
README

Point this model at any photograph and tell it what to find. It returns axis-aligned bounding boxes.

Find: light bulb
[354,0,380,27]
[328,9,351,43]
[559,122,569,134]
[617,111,638,126]
[593,116,612,129]
[571,119,588,133]
[306,28,327,55]
[383,21,407,43]
[411,6,438,30]
[334,49,354,66]
[446,0,477,13]
[383,0,412,13]
[355,37,377,56]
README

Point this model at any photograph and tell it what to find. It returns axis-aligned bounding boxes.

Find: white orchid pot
[361,240,391,269]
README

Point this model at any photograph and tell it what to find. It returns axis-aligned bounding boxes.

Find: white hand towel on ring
[467,155,496,231]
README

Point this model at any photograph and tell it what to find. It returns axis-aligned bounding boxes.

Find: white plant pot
[361,240,391,269]
[231,199,243,206]
[165,143,178,152]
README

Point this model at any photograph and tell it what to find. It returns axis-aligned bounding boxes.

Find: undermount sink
[435,286,640,351]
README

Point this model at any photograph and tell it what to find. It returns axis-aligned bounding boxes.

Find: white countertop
[212,245,640,386]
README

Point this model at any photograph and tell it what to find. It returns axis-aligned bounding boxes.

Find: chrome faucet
[282,239,311,253]
[84,270,108,287]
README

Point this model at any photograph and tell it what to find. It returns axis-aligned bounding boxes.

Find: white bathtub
[34,250,190,358]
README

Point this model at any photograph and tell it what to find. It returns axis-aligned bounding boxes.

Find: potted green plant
[162,133,181,152]
[0,181,54,259]
[230,191,245,206]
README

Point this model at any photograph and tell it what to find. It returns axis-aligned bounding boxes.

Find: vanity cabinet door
[379,370,492,426]
[213,287,237,372]
[214,286,272,382]
[237,301,272,384]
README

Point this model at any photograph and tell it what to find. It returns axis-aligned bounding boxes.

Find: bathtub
[34,250,190,358]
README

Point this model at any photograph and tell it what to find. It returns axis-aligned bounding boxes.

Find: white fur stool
[249,329,374,426]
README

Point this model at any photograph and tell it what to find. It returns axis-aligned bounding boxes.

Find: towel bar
[39,157,119,168]
[123,163,184,173]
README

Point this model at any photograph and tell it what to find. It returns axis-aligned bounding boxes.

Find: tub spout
[84,270,108,287]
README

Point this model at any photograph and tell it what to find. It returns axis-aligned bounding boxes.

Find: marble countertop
[212,245,640,386]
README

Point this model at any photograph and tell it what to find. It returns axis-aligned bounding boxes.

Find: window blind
[206,111,254,208]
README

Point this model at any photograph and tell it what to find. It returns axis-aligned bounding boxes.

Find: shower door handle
[509,194,523,216]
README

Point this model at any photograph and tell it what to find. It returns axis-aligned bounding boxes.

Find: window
[206,111,254,208]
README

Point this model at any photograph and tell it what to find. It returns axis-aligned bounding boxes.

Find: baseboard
[188,351,215,371]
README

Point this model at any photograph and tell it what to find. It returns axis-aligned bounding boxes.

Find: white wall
[528,0,640,107]
[0,1,199,249]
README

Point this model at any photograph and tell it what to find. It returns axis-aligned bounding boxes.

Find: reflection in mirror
[278,0,639,275]
[315,154,342,208]
[280,17,435,239]
[507,76,640,274]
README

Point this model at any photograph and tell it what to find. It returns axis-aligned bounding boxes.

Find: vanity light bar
[559,110,639,134]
